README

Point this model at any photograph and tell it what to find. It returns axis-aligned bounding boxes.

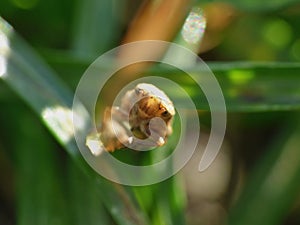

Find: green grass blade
[14,111,71,225]
[228,118,300,225]
[215,62,300,111]
[151,62,300,112]
[198,0,300,12]
[71,0,124,58]
[67,159,111,225]
[199,62,300,112]
[42,52,300,112]
[0,17,149,225]
[153,177,186,225]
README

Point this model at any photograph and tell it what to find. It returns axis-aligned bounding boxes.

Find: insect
[86,83,175,155]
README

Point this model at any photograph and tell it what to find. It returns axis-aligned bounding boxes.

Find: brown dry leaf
[102,0,192,105]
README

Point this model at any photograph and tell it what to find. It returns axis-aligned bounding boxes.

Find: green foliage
[1,0,300,225]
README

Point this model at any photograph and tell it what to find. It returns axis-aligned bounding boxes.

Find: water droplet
[0,31,10,78]
[181,8,206,44]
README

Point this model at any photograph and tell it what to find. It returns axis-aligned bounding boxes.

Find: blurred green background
[0,0,300,225]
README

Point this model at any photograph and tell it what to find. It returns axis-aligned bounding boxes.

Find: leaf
[150,62,300,112]
[44,54,300,113]
[228,118,300,225]
[199,0,300,12]
[42,51,300,112]
[0,17,149,225]
[71,0,124,58]
[67,159,111,225]
[14,111,71,225]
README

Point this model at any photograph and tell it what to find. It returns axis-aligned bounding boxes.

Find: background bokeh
[0,0,300,225]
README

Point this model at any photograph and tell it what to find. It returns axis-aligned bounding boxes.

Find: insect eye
[161,111,170,117]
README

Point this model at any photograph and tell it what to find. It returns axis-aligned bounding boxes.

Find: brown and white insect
[86,83,175,155]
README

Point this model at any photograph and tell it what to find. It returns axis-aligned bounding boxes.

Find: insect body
[86,83,175,155]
